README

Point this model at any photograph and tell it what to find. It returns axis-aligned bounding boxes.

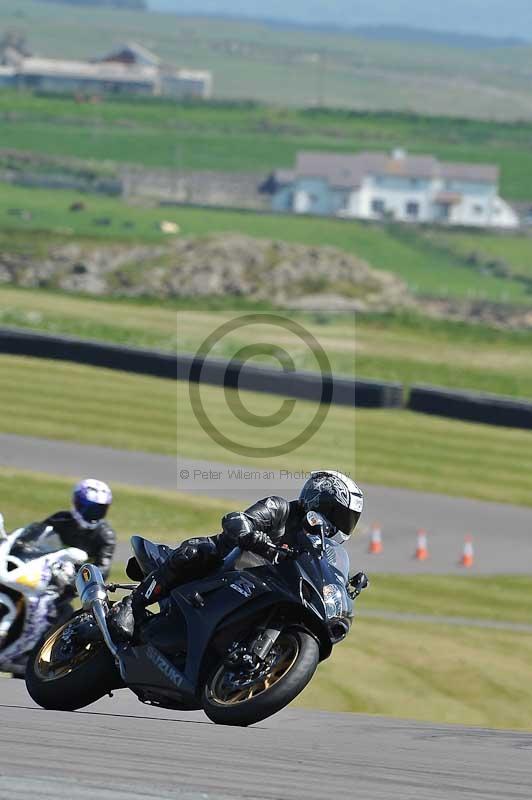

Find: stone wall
[120,166,268,209]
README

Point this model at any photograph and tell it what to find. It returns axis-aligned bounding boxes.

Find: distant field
[1,355,532,506]
[2,286,532,399]
[0,183,530,305]
[424,229,532,282]
[2,89,532,199]
[4,0,532,123]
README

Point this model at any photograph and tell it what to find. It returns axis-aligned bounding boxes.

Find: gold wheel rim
[35,620,100,682]
[209,634,300,706]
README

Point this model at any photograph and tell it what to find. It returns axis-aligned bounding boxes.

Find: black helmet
[299,470,364,538]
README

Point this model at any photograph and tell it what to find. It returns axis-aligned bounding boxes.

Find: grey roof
[99,42,161,67]
[441,161,499,182]
[295,151,380,188]
[293,150,498,187]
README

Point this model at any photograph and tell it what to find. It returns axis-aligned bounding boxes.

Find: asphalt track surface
[1,679,532,800]
[1,433,531,574]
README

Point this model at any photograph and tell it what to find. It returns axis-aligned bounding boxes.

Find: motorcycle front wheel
[202,628,319,726]
[25,615,120,711]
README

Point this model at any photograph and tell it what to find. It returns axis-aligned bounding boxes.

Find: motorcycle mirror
[349,571,369,595]
[304,511,333,535]
[304,511,328,552]
[306,510,324,526]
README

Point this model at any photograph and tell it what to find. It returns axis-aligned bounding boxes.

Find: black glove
[238,530,275,556]
[221,511,253,548]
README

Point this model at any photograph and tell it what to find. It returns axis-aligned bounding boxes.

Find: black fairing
[119,531,352,710]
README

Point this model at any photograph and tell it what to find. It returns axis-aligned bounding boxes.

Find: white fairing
[0,518,88,669]
[310,470,364,513]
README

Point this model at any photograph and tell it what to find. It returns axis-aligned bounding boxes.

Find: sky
[147,0,532,40]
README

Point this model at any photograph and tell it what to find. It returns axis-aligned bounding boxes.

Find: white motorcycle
[0,512,87,677]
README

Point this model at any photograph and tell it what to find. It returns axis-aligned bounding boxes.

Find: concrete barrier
[3,327,531,427]
[0,328,402,408]
[409,384,532,430]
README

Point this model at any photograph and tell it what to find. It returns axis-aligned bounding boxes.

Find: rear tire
[202,629,319,727]
[25,617,120,711]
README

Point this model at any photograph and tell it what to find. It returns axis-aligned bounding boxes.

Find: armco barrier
[0,327,176,379]
[409,385,532,430]
[0,328,403,409]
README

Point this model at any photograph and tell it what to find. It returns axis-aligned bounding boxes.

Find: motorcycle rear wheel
[25,616,119,711]
[202,629,319,726]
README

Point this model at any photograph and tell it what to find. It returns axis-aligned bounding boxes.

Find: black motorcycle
[25,512,368,726]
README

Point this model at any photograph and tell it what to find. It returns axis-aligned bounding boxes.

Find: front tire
[202,629,319,726]
[25,616,120,711]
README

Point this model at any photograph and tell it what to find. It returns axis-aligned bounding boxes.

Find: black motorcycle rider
[17,478,116,583]
[113,470,364,638]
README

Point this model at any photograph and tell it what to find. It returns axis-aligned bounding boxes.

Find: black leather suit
[134,497,304,603]
[18,511,116,579]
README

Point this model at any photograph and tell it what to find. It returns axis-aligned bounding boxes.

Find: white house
[270,149,519,229]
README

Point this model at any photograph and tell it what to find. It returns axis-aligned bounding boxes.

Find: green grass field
[1,355,532,507]
[4,466,532,730]
[1,87,532,198]
[361,574,532,625]
[0,182,530,306]
[4,0,532,125]
[2,285,532,398]
[424,228,532,282]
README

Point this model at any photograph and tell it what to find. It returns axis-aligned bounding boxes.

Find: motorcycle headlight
[323,584,345,620]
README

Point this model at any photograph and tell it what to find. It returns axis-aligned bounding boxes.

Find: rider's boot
[108,573,160,641]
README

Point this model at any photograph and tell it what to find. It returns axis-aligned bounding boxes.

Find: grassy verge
[362,574,532,625]
[1,355,532,507]
[298,618,532,730]
[0,182,530,304]
[0,467,227,543]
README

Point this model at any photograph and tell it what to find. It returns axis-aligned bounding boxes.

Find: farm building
[0,41,212,99]
[268,149,519,229]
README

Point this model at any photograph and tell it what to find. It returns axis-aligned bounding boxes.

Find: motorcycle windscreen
[323,539,350,583]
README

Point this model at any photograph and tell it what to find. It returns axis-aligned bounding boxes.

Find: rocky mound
[0,233,412,312]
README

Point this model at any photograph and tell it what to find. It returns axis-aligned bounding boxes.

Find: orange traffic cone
[461,536,474,568]
[415,528,429,561]
[368,523,383,555]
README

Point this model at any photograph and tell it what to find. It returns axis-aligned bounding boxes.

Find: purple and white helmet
[72,479,112,530]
